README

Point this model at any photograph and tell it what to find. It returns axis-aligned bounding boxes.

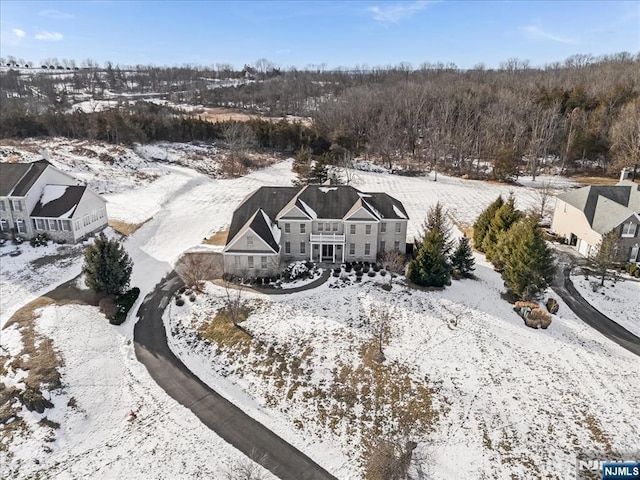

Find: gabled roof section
[31,185,87,219]
[591,196,639,235]
[297,185,362,219]
[0,160,51,196]
[558,185,634,226]
[364,193,408,219]
[227,186,300,244]
[226,208,280,253]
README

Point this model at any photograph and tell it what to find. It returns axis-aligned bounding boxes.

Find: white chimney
[40,148,50,161]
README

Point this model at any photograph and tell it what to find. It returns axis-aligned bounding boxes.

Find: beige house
[551,169,640,263]
[0,160,108,243]
[223,185,409,276]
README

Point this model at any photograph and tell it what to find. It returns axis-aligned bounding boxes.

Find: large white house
[551,168,640,263]
[223,185,409,276]
[0,160,108,243]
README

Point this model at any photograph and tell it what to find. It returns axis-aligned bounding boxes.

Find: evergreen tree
[415,202,453,255]
[450,235,476,278]
[501,216,556,300]
[473,195,504,252]
[589,229,620,287]
[292,146,311,180]
[407,229,451,287]
[483,195,521,261]
[82,233,133,295]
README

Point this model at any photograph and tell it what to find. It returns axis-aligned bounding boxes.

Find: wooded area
[1,52,638,180]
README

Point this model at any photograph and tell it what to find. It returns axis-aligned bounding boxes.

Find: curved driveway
[551,248,640,357]
[134,272,337,480]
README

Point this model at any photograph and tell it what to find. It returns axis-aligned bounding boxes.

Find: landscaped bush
[189,294,196,302]
[111,287,140,325]
[373,264,381,272]
[356,270,363,278]
[545,298,559,314]
[175,296,185,306]
[367,270,376,277]
[30,233,50,247]
[345,264,353,273]
[283,261,315,281]
[525,308,552,329]
[380,270,387,277]
[333,268,340,277]
[626,263,640,278]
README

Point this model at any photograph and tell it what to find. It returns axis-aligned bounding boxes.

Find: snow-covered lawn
[166,258,640,479]
[1,304,275,480]
[571,273,640,337]
[2,145,636,480]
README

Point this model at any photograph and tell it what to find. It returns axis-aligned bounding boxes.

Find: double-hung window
[622,222,637,237]
[350,224,356,235]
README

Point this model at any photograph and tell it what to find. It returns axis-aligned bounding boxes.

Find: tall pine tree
[473,195,504,252]
[407,229,451,287]
[82,233,133,295]
[451,235,476,278]
[483,195,521,262]
[415,202,453,255]
[501,216,556,300]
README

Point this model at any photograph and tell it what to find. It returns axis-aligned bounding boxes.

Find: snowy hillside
[2,147,636,480]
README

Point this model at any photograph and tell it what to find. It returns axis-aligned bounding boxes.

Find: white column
[341,244,345,262]
[310,243,313,261]
[333,244,336,263]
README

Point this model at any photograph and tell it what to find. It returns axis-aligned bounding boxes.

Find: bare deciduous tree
[364,438,417,480]
[370,305,393,363]
[176,252,223,292]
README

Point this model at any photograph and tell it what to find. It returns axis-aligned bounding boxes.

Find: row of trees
[2,52,638,179]
[407,203,475,288]
[474,196,556,300]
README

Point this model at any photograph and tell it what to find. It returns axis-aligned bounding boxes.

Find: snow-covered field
[571,274,640,337]
[2,143,636,479]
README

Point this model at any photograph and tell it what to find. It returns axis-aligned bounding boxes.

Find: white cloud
[34,31,64,42]
[39,9,75,20]
[11,28,26,38]
[520,25,578,45]
[366,0,434,23]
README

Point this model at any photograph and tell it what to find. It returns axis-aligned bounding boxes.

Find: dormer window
[622,222,637,238]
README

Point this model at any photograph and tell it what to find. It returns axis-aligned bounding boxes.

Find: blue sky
[1,1,638,69]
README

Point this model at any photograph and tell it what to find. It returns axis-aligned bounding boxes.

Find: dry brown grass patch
[198,307,252,350]
[203,228,229,246]
[572,176,618,186]
[109,218,151,236]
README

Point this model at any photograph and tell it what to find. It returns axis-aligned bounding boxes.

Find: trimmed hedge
[110,287,140,325]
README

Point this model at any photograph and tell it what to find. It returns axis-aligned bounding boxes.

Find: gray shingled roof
[227,187,299,246]
[0,160,51,197]
[558,184,639,233]
[226,184,408,250]
[31,185,87,218]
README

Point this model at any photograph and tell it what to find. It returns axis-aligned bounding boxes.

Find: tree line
[1,52,638,178]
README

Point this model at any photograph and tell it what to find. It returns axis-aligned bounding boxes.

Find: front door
[322,244,333,260]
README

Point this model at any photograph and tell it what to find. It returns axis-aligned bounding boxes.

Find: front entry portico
[310,233,345,263]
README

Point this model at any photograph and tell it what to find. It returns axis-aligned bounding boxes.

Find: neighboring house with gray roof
[0,160,108,243]
[551,169,640,263]
[223,185,409,276]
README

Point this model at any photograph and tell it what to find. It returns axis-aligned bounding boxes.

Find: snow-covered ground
[571,273,640,337]
[2,146,636,479]
[166,257,640,479]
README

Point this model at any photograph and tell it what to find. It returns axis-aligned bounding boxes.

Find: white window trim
[365,225,371,235]
[248,257,254,269]
[621,222,637,238]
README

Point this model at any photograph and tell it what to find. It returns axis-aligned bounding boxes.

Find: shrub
[175,296,185,306]
[189,294,196,302]
[354,263,363,272]
[333,268,340,277]
[626,263,640,278]
[356,270,363,278]
[380,270,387,277]
[367,270,376,277]
[373,264,381,272]
[545,298,559,314]
[363,265,370,274]
[283,261,314,281]
[381,283,392,291]
[515,301,538,310]
[524,308,552,329]
[111,287,140,325]
[30,233,50,247]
